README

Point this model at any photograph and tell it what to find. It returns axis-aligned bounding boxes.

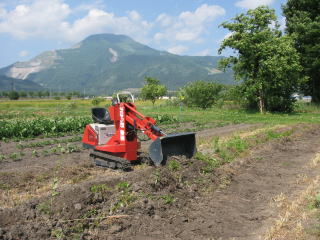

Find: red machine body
[82,102,163,162]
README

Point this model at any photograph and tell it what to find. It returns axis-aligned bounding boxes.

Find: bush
[180,81,224,109]
[91,98,105,106]
[66,94,72,100]
[8,91,19,100]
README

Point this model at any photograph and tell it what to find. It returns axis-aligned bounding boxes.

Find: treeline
[0,91,83,100]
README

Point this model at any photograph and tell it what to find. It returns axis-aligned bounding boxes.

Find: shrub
[180,81,224,109]
[91,98,104,106]
[8,91,19,100]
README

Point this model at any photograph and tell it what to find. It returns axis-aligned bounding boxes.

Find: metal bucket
[148,132,196,166]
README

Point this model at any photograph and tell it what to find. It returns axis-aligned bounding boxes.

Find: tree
[28,91,35,98]
[19,91,27,98]
[37,91,44,98]
[219,6,303,113]
[179,81,224,109]
[283,0,320,103]
[140,77,167,106]
[8,91,19,100]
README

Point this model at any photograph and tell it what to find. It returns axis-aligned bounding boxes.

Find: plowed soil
[0,123,319,240]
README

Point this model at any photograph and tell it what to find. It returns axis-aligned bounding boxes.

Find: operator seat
[91,108,113,124]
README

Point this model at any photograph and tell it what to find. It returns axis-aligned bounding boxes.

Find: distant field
[1,98,320,124]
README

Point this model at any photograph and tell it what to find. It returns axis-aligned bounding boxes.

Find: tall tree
[140,77,167,106]
[283,0,320,103]
[219,6,303,113]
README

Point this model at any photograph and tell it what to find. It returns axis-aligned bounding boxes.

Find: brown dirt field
[0,123,319,240]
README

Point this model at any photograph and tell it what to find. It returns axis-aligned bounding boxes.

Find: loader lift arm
[122,102,164,140]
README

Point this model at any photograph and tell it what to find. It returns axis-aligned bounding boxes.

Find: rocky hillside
[0,34,234,94]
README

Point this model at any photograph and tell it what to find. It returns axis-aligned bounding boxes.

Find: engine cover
[90,123,115,145]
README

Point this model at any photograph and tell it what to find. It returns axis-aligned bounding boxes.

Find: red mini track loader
[82,92,196,169]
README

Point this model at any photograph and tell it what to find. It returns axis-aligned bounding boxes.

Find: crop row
[0,117,91,140]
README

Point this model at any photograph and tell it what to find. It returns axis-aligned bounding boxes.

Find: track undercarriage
[90,150,131,170]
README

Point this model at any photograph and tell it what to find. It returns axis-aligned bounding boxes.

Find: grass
[161,194,176,204]
[196,127,296,174]
[167,159,181,171]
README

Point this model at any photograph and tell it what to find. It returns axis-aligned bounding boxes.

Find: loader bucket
[148,132,196,166]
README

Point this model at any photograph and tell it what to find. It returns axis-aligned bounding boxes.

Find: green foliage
[19,91,27,97]
[152,114,178,124]
[219,6,303,113]
[90,184,110,193]
[116,181,130,191]
[37,201,51,215]
[315,193,320,208]
[161,194,175,204]
[195,152,220,173]
[8,91,19,100]
[51,228,65,239]
[283,0,320,103]
[82,208,98,218]
[167,159,181,171]
[91,97,104,106]
[179,80,224,109]
[0,116,91,140]
[66,94,72,100]
[140,77,167,106]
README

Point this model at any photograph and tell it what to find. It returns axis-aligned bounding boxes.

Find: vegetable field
[0,99,320,240]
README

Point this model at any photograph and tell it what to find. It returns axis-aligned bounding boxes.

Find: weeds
[51,228,65,239]
[111,181,136,212]
[37,201,51,215]
[309,193,320,209]
[197,128,295,174]
[161,194,175,204]
[167,159,181,171]
[195,152,220,174]
[90,184,111,193]
[82,208,98,218]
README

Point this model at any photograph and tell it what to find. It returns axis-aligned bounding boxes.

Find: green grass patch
[167,159,181,171]
[197,127,295,173]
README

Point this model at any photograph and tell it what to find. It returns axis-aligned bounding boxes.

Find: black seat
[91,108,113,124]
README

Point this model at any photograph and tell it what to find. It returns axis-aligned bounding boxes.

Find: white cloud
[196,49,211,56]
[235,0,275,9]
[155,4,225,43]
[0,0,70,39]
[0,7,7,19]
[167,45,188,55]
[19,50,28,57]
[0,0,151,43]
[128,10,141,21]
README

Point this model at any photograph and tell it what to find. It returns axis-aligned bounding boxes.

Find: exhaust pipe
[148,132,196,166]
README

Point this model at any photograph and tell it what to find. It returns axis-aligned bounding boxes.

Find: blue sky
[0,0,286,68]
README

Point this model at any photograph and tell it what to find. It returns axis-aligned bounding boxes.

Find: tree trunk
[258,89,265,114]
[312,72,320,104]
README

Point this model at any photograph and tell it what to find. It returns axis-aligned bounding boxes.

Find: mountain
[0,75,43,92]
[0,34,234,94]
